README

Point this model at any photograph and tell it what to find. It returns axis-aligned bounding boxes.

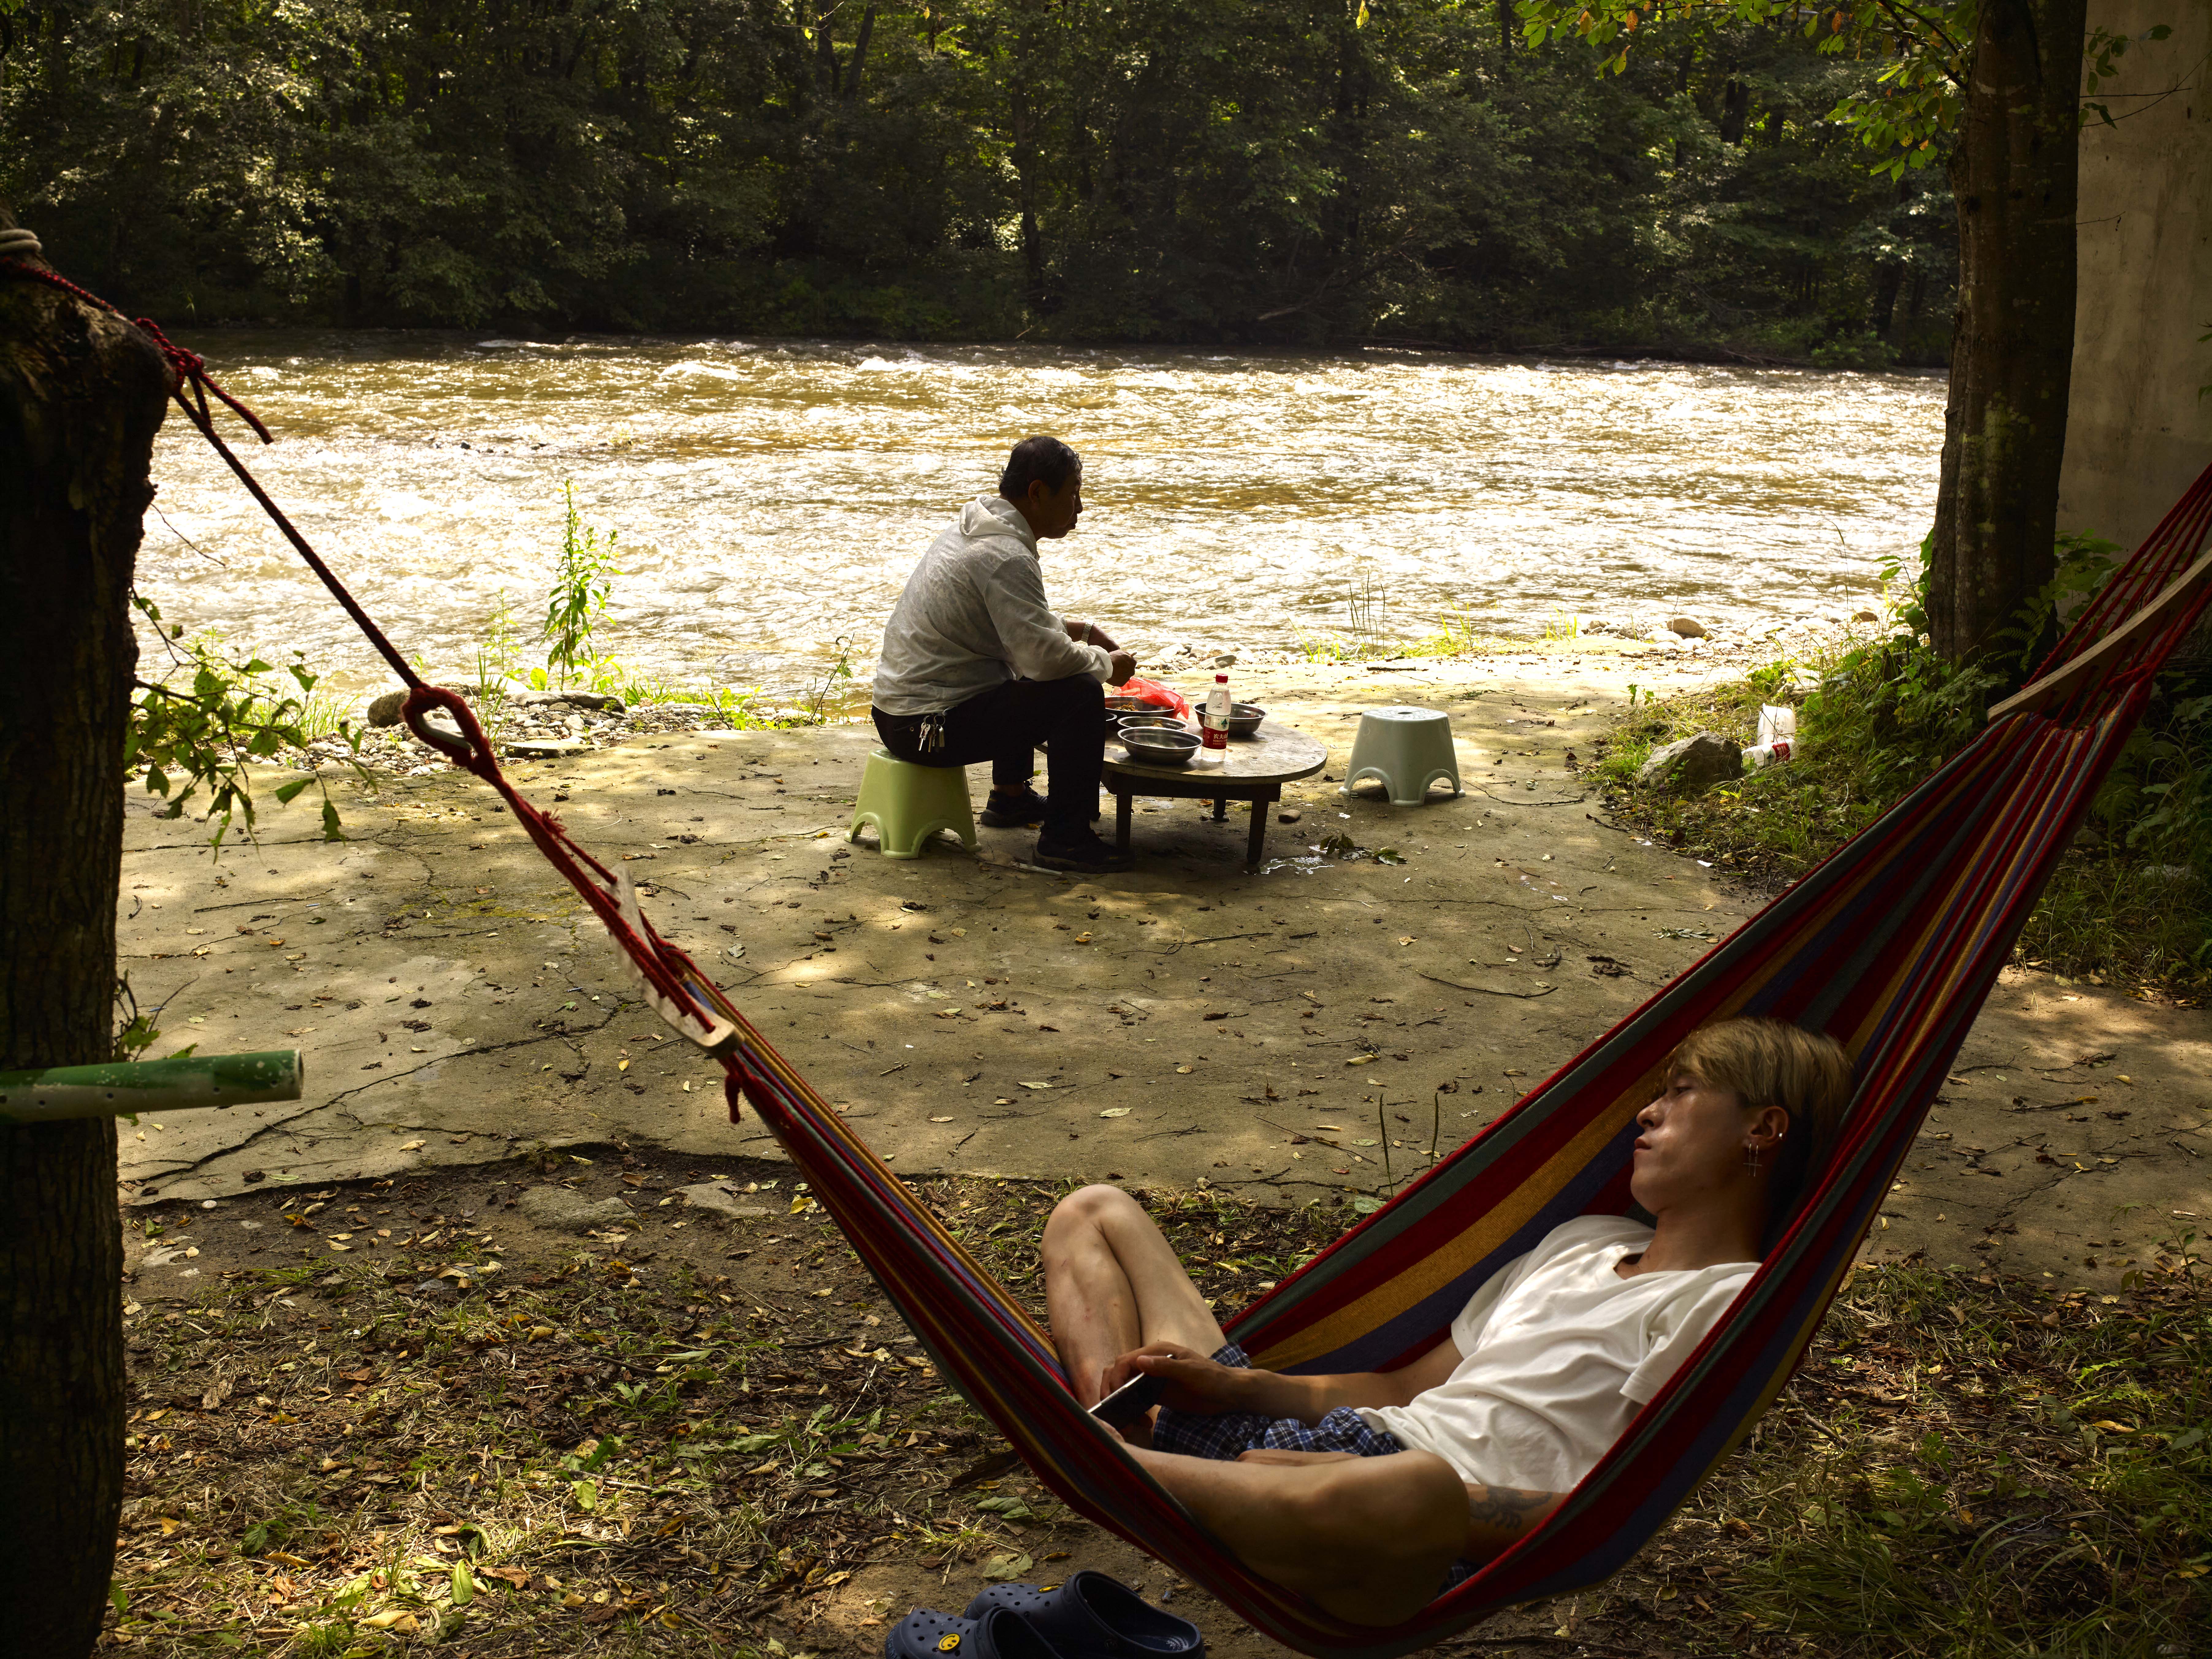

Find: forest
[0,0,1953,361]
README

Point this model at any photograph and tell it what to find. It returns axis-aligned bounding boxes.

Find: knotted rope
[0,231,771,1115]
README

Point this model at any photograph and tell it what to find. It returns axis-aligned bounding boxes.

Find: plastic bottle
[1201,673,1231,751]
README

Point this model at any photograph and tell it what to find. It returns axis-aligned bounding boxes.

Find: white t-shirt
[1356,1216,1754,1493]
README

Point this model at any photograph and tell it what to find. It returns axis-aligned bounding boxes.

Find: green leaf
[274,777,312,803]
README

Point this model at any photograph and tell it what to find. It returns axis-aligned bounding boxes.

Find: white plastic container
[1742,704,1797,771]
[1201,673,1231,751]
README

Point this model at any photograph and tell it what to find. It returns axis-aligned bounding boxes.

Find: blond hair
[1664,1018,1853,1250]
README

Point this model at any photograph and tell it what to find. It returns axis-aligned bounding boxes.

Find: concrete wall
[2059,4,2212,551]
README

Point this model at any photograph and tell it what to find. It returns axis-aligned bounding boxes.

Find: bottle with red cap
[1200,672,1231,751]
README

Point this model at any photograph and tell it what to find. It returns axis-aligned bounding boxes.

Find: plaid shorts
[1150,1343,1408,1460]
[1149,1343,1478,1592]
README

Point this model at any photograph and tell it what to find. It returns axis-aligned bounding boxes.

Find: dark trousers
[873,675,1105,840]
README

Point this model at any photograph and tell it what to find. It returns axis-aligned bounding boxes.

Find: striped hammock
[431,470,2206,1659]
[118,308,2212,1657]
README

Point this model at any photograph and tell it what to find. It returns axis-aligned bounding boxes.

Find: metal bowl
[1118,712,1190,734]
[1121,726,1202,767]
[1104,695,1157,715]
[1226,702,1265,737]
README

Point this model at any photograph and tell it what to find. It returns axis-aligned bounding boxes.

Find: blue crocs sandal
[962,1570,1205,1659]
[886,1605,1070,1659]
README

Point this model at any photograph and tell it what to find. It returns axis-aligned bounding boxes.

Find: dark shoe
[964,1571,1204,1659]
[1033,830,1133,873]
[981,787,1051,828]
[886,1606,1069,1659]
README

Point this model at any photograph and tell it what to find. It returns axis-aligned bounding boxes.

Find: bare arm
[1113,1333,1465,1424]
[1460,1484,1569,1563]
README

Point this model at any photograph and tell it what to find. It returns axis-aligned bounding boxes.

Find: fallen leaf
[362,1610,419,1632]
[1074,932,1093,943]
[929,1115,955,1123]
[1100,1108,1133,1119]
[1174,1065,1193,1075]
[398,1138,426,1151]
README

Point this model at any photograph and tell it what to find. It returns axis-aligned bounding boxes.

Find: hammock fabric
[11,252,2205,1659]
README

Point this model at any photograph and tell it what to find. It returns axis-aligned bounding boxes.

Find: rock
[507,735,587,758]
[1666,616,1707,639]
[1637,732,1743,794]
[367,690,408,727]
[512,689,627,714]
[1853,609,1880,624]
[675,1182,771,1219]
[1277,809,1302,825]
[518,1187,635,1233]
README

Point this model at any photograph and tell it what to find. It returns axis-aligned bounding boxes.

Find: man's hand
[1107,650,1137,685]
[1105,1342,1257,1416]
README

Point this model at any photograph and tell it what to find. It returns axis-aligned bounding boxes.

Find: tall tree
[0,204,171,1658]
[1523,0,2097,667]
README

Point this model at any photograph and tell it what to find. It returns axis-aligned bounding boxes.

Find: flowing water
[143,333,1945,698]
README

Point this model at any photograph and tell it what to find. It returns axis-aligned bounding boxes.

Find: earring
[1744,1142,1762,1174]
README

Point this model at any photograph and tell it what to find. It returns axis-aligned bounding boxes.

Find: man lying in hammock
[1042,1017,1850,1627]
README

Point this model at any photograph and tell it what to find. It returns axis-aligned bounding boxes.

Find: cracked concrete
[114,647,2210,1290]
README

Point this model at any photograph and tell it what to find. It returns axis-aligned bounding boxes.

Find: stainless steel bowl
[1226,702,1265,737]
[1119,712,1190,733]
[1121,726,1202,767]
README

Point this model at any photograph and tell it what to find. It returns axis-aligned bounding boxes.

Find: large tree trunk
[0,207,170,1658]
[1927,0,2085,665]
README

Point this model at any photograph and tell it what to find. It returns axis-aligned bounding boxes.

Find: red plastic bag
[1115,675,1193,721]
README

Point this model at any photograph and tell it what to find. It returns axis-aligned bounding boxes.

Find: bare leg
[1043,1184,1226,1408]
[1130,1444,1466,1627]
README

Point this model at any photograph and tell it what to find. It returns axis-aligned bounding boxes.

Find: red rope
[2,252,771,1114]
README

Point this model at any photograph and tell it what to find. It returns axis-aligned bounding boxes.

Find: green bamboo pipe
[0,1051,303,1125]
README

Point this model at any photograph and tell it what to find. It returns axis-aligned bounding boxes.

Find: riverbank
[109,645,2212,1654]
[120,648,2210,1282]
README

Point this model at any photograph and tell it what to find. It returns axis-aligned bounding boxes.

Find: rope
[0,242,769,1106]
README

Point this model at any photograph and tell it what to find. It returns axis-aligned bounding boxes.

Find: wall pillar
[2058,4,2212,551]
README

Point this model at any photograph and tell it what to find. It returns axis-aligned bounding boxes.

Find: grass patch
[111,1161,2208,1656]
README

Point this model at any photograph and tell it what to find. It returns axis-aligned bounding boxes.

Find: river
[142,334,1945,700]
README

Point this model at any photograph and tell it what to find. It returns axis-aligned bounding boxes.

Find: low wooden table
[1103,722,1328,870]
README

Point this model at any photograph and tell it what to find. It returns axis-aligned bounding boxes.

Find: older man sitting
[871,436,1137,874]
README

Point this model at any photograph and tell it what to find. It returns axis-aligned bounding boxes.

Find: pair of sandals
[886,1570,1205,1659]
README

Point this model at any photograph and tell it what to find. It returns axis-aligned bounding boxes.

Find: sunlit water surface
[144,334,1944,696]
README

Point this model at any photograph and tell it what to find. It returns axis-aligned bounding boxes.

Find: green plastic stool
[850,748,979,859]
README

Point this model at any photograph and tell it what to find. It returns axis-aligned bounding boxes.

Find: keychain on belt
[918,711,947,753]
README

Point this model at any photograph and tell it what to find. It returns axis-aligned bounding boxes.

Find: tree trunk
[841,5,877,101]
[1927,0,2085,665]
[0,206,170,1659]
[1009,18,1048,310]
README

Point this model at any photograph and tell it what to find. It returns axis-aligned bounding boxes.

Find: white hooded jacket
[871,495,1112,717]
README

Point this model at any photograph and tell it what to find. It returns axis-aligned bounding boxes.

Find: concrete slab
[114,650,2211,1287]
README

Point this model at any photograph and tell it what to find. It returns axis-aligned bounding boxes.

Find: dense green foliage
[2,0,1951,355]
[1592,538,2212,993]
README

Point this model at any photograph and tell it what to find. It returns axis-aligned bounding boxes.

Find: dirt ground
[117,648,2211,1286]
[102,645,2212,1655]
[111,1152,2209,1657]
